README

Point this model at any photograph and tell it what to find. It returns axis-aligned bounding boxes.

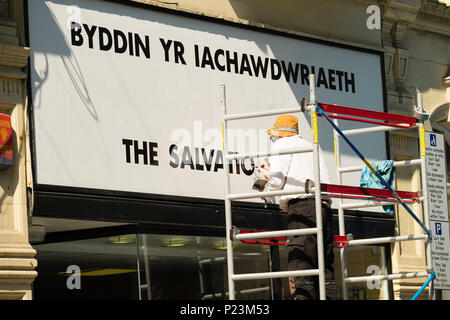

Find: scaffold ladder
[220,74,327,300]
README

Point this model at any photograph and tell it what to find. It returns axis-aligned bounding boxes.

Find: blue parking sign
[435,222,442,236]
[430,133,436,147]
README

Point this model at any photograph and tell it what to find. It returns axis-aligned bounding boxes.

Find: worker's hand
[260,160,270,169]
[257,161,271,180]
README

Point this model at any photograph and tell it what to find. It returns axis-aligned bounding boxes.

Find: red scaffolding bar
[321,183,420,202]
[317,103,417,129]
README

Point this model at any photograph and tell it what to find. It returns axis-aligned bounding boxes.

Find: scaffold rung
[338,159,421,173]
[342,125,411,136]
[226,188,307,200]
[223,106,303,121]
[344,272,429,284]
[231,269,320,281]
[347,234,428,246]
[225,146,312,161]
[235,228,317,240]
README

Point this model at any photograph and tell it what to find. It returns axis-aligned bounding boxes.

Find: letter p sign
[436,222,442,236]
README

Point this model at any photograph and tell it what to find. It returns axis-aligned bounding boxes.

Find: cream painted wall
[131,0,382,49]
[0,0,37,301]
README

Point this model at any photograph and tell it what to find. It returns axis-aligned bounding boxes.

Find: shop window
[33,234,141,300]
[33,232,275,300]
[277,244,390,300]
[333,245,390,300]
[138,234,272,300]
[33,231,390,300]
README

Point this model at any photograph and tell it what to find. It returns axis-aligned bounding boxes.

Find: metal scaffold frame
[325,93,435,300]
[220,74,436,300]
[220,75,326,300]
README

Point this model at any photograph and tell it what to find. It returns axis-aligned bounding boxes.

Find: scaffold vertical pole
[309,74,326,300]
[220,84,236,300]
[417,91,435,300]
[334,118,349,300]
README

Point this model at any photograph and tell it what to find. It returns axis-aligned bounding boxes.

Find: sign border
[24,0,389,212]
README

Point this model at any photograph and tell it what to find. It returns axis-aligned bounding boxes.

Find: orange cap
[266,115,298,137]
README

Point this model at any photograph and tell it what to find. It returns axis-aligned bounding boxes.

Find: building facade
[0,0,448,300]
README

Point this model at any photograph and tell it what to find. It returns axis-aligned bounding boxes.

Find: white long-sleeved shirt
[264,135,331,212]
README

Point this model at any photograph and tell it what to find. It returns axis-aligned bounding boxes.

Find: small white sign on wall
[426,131,450,289]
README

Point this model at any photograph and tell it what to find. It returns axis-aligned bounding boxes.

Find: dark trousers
[287,198,337,300]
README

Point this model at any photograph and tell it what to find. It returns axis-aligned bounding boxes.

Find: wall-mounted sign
[0,113,12,169]
[425,131,450,289]
[28,0,386,202]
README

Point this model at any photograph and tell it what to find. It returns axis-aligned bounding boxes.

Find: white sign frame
[27,0,388,204]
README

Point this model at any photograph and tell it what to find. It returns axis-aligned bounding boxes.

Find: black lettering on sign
[180,146,194,169]
[281,60,299,84]
[122,139,159,166]
[335,70,344,91]
[160,38,172,62]
[114,29,128,54]
[159,38,186,64]
[345,72,356,93]
[169,144,179,168]
[70,22,360,94]
[168,145,254,176]
[241,158,256,175]
[83,24,97,49]
[317,67,328,89]
[99,27,112,51]
[239,53,252,76]
[226,51,238,74]
[191,45,357,94]
[202,148,215,171]
[201,46,215,70]
[270,59,281,80]
[173,41,186,65]
[149,142,159,166]
[250,56,269,78]
[300,64,309,85]
[71,22,83,46]
[214,150,224,172]
[214,49,225,72]
[328,69,336,90]
[134,34,151,58]
[122,139,133,163]
[70,22,151,59]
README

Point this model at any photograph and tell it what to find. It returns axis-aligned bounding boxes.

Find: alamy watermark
[366,5,381,30]
[66,5,81,30]
[366,264,381,290]
[66,265,81,290]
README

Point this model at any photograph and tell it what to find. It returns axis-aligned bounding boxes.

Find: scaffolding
[329,93,434,300]
[220,74,436,300]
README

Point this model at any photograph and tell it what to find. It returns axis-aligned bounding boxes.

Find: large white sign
[426,132,450,289]
[28,0,386,201]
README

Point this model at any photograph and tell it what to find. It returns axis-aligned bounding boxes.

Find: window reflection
[33,231,390,300]
[33,235,141,300]
[138,234,273,300]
